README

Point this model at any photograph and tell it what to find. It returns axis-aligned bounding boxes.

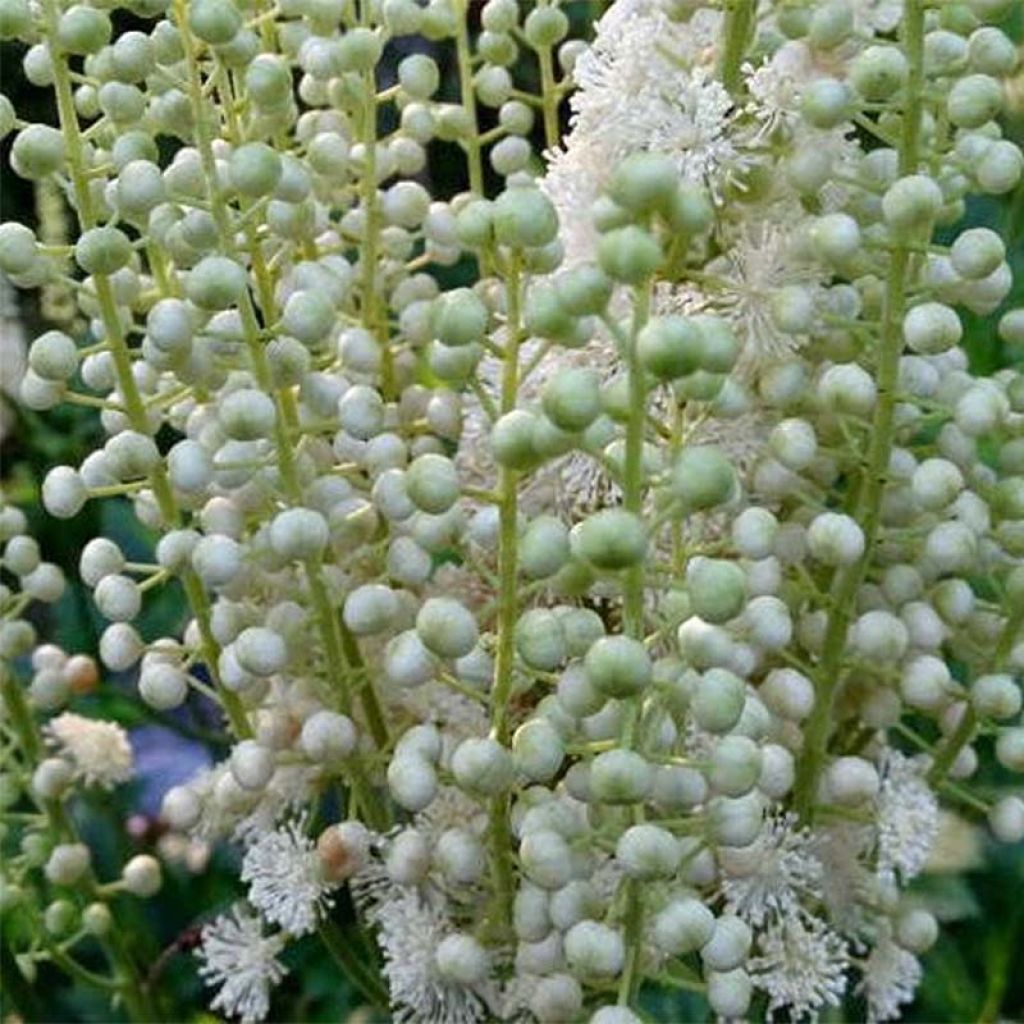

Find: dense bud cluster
[1,0,1023,1021]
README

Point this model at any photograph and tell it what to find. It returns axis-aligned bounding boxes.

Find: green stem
[485,253,523,937]
[617,284,652,1008]
[453,0,484,195]
[792,0,927,822]
[927,603,1024,787]
[317,920,390,1012]
[719,0,756,96]
[536,43,560,151]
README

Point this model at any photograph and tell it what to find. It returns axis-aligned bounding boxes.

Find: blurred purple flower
[130,725,212,816]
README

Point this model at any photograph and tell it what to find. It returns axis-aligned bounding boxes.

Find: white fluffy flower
[749,913,850,1021]
[857,931,923,1022]
[364,883,496,1024]
[241,818,334,936]
[874,751,939,885]
[196,904,287,1023]
[719,812,824,926]
[44,712,133,788]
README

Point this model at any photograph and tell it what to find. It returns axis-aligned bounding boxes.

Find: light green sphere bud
[691,668,746,733]
[11,123,66,180]
[571,509,647,570]
[590,749,653,804]
[74,226,132,276]
[977,140,1023,194]
[513,718,565,781]
[584,635,651,698]
[0,0,32,40]
[434,287,488,346]
[188,0,242,45]
[57,5,112,54]
[950,226,1005,280]
[597,226,661,283]
[652,898,715,955]
[637,315,702,380]
[686,558,746,624]
[82,902,112,936]
[542,367,602,432]
[416,597,479,659]
[0,221,38,275]
[245,54,292,108]
[398,53,439,98]
[452,737,514,796]
[709,735,762,796]
[515,608,567,670]
[903,302,962,353]
[29,330,78,382]
[670,445,735,511]
[850,45,908,100]
[520,829,573,888]
[230,142,282,197]
[406,453,460,514]
[608,152,678,216]
[523,4,568,47]
[491,409,540,470]
[615,824,680,879]
[564,921,624,978]
[666,183,714,235]
[700,915,752,971]
[282,289,335,345]
[520,516,570,579]
[187,256,247,310]
[556,265,613,315]
[801,78,855,128]
[968,27,1017,75]
[882,174,943,230]
[494,187,558,248]
[808,0,853,48]
[947,73,1003,128]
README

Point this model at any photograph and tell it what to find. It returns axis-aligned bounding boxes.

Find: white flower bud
[452,737,514,796]
[230,740,274,791]
[520,829,573,889]
[989,795,1024,843]
[385,828,431,885]
[416,597,479,659]
[691,668,746,733]
[139,662,188,710]
[387,754,437,811]
[530,974,583,1024]
[700,915,751,971]
[971,673,1021,720]
[42,466,87,519]
[512,719,565,782]
[161,785,201,830]
[896,909,938,953]
[269,507,329,562]
[45,843,91,886]
[826,756,880,805]
[807,512,864,566]
[434,827,485,884]
[731,507,778,559]
[234,627,288,676]
[707,969,753,1017]
[300,711,357,762]
[435,933,489,985]
[564,921,624,978]
[615,824,680,879]
[121,854,161,897]
[709,736,762,797]
[100,623,143,671]
[590,749,652,804]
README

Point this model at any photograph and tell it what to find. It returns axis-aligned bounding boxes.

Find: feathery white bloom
[720,812,824,926]
[703,220,822,372]
[857,932,922,1022]
[44,712,133,788]
[813,823,874,930]
[874,751,939,884]
[749,913,850,1021]
[365,883,496,1024]
[241,817,334,936]
[197,904,287,1024]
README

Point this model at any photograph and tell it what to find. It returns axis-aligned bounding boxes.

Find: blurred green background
[2,2,1023,1021]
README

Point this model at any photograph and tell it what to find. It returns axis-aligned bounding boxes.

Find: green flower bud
[608,152,678,216]
[188,0,242,45]
[584,635,651,698]
[524,4,568,47]
[452,737,514,795]
[516,608,568,670]
[416,597,478,659]
[187,256,247,310]
[653,898,715,955]
[670,445,736,511]
[12,124,66,180]
[947,73,1003,128]
[590,749,652,804]
[494,186,558,248]
[434,287,488,346]
[691,668,745,733]
[520,516,571,579]
[492,409,540,470]
[850,45,908,100]
[556,264,613,315]
[597,225,661,283]
[406,453,460,514]
[637,315,702,380]
[571,509,647,570]
[542,367,602,432]
[882,174,943,230]
[615,824,680,879]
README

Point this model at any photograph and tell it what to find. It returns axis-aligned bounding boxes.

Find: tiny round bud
[686,558,747,623]
[452,737,514,796]
[269,508,329,562]
[882,175,943,231]
[318,821,371,883]
[45,843,91,886]
[807,512,865,566]
[435,934,490,985]
[565,921,624,978]
[234,627,288,677]
[493,186,558,248]
[826,756,880,805]
[416,597,478,659]
[989,796,1024,843]
[615,824,680,879]
[385,828,431,885]
[598,226,662,283]
[590,749,652,804]
[571,510,647,570]
[896,909,938,953]
[700,915,752,971]
[121,855,161,897]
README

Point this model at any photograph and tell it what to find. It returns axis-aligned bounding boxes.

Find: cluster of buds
[1,0,1022,1021]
